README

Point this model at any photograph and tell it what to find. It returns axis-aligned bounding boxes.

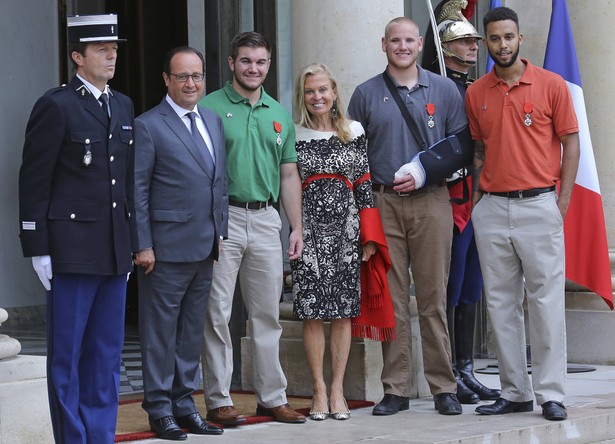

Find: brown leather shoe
[256,403,306,424]
[206,406,247,426]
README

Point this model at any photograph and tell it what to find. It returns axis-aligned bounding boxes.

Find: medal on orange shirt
[523,102,533,127]
[426,103,435,128]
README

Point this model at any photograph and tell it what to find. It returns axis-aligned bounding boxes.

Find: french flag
[544,0,613,308]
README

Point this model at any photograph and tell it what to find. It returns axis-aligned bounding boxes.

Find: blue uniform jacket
[19,75,136,275]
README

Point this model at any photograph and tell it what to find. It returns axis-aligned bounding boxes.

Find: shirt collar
[486,58,534,88]
[165,94,199,119]
[385,65,430,90]
[222,81,271,108]
[416,65,430,87]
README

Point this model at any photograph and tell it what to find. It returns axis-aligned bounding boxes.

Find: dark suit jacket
[133,98,228,262]
[19,76,135,275]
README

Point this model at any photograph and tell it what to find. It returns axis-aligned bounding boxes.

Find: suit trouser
[138,258,214,420]
[201,205,287,409]
[47,273,126,444]
[373,186,456,396]
[472,192,566,404]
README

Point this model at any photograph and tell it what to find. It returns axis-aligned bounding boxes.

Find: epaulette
[46,85,67,95]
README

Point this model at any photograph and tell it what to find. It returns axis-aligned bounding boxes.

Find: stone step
[0,355,51,444]
[242,315,431,400]
[566,291,615,365]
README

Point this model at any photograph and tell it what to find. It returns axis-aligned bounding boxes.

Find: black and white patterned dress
[292,121,373,320]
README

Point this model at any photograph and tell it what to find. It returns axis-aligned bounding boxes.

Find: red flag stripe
[564,184,613,308]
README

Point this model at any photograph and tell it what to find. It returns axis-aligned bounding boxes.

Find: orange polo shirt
[465,59,578,192]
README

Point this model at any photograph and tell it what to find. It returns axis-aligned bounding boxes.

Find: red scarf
[351,207,396,342]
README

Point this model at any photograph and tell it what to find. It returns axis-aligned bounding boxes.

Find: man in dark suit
[133,46,227,441]
[18,14,134,444]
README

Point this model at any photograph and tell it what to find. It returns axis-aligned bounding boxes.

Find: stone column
[560,0,615,362]
[291,0,404,110]
[567,0,615,244]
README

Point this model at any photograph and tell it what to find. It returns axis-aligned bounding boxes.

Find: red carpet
[115,391,374,443]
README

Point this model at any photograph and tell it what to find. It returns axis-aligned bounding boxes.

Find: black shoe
[475,397,533,415]
[176,412,224,435]
[455,376,480,404]
[541,401,567,421]
[372,394,410,416]
[149,416,187,441]
[434,393,462,415]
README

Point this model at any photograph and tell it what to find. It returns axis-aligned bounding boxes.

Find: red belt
[302,173,370,190]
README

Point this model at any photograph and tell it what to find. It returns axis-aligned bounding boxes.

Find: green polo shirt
[200,81,296,203]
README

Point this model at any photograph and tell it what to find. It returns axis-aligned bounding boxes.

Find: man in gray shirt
[348,16,468,416]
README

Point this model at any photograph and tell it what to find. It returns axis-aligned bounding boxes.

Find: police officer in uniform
[18,14,134,444]
[422,0,501,404]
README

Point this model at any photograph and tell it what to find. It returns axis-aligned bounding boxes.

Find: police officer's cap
[67,14,126,44]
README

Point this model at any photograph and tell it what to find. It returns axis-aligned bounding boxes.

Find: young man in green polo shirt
[199,31,305,425]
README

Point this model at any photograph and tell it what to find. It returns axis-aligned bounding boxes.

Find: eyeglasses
[168,73,205,83]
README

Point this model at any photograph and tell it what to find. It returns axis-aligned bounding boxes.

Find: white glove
[32,255,53,291]
[394,158,426,189]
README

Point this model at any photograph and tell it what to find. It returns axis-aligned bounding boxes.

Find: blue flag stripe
[544,0,582,87]
[485,0,501,73]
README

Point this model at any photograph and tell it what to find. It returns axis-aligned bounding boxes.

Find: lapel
[159,99,213,179]
[70,76,110,129]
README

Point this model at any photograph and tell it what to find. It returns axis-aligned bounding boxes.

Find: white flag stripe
[567,81,601,194]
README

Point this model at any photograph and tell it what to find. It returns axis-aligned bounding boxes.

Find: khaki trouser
[374,186,456,397]
[472,192,566,404]
[201,205,288,409]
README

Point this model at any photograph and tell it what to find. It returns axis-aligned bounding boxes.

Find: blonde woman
[291,64,379,421]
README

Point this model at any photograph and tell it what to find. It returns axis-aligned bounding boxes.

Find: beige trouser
[374,186,457,397]
[472,192,566,404]
[201,205,288,409]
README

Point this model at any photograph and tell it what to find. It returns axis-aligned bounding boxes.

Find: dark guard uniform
[18,14,135,444]
[20,76,135,275]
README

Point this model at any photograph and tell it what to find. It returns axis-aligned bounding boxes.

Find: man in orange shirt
[465,6,579,421]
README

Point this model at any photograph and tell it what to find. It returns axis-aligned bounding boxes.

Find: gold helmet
[437,0,481,65]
